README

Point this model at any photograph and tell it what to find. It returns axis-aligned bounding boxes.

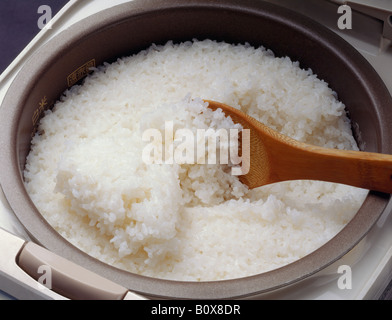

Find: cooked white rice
[24,40,368,281]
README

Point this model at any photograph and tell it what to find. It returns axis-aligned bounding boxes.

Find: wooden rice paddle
[206,100,392,193]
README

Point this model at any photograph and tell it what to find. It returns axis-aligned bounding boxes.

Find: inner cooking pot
[1,0,392,299]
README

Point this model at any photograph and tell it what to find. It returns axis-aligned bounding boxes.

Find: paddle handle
[269,143,392,193]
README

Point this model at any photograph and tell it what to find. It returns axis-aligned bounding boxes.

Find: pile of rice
[24,40,368,281]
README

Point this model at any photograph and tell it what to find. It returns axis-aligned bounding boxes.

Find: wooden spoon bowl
[207,100,392,193]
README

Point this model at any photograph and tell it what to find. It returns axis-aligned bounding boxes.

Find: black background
[0,0,68,73]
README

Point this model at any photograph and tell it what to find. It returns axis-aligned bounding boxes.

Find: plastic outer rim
[1,0,392,299]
